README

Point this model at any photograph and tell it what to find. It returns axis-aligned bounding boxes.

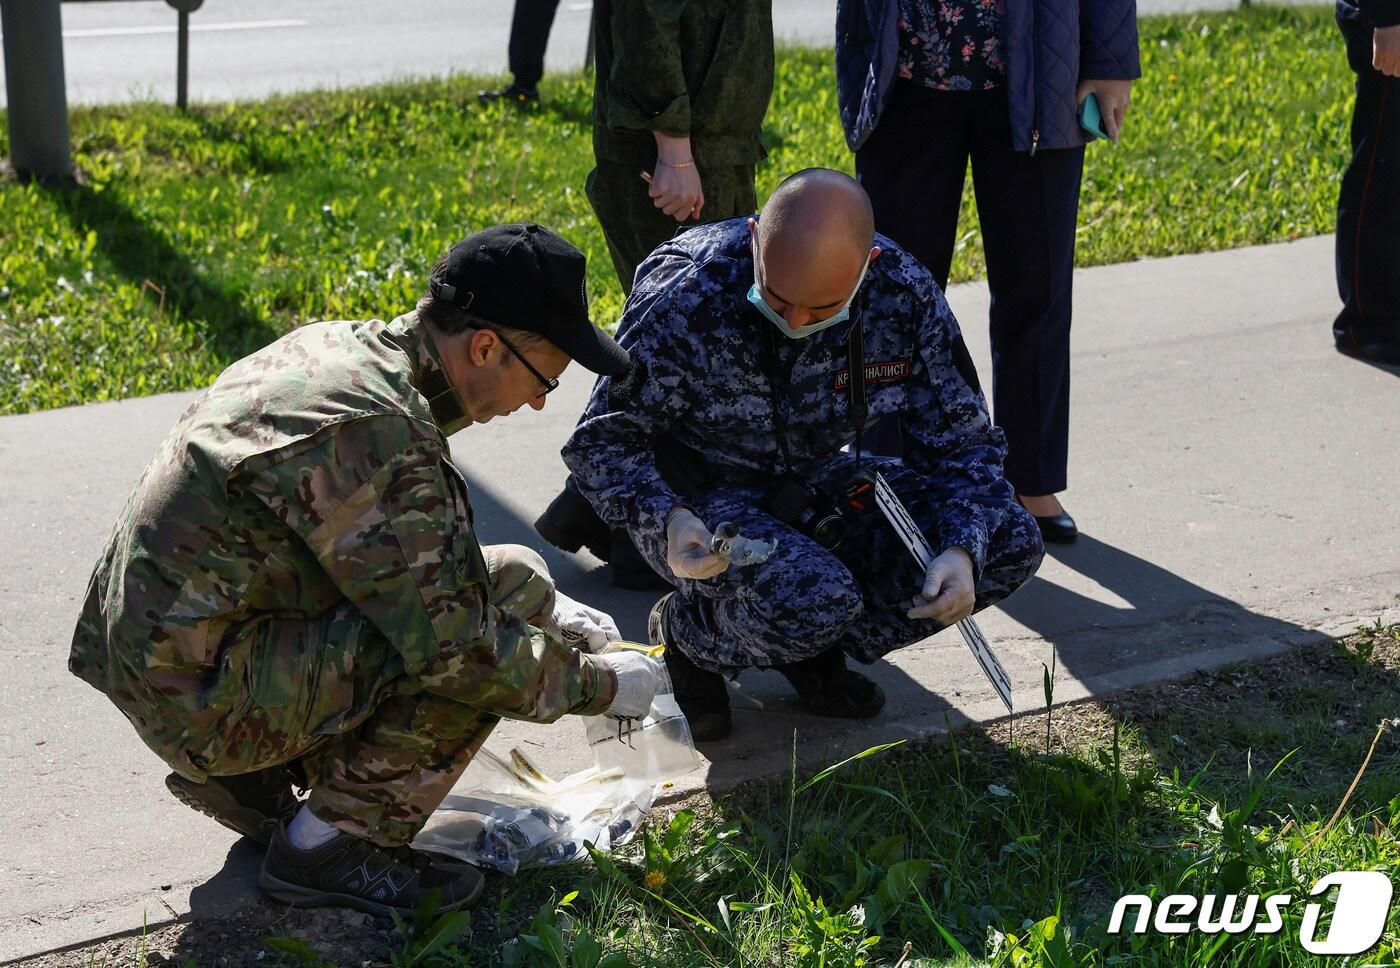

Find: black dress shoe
[476,84,540,107]
[774,647,885,719]
[1031,509,1078,543]
[650,594,731,741]
[1018,497,1078,544]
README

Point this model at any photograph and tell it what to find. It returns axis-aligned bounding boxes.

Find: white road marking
[566,3,592,10]
[63,19,308,39]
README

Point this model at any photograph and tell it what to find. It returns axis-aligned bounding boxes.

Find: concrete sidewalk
[2,234,1397,963]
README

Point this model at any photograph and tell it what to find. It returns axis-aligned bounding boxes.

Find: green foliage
[0,6,1355,415]
[501,892,635,968]
[389,889,473,968]
[264,936,340,968]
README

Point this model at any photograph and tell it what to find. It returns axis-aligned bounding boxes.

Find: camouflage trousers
[628,459,1044,675]
[586,160,758,294]
[184,544,557,847]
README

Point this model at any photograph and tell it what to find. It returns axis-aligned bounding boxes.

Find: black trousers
[508,0,561,90]
[1335,15,1400,344]
[856,83,1085,496]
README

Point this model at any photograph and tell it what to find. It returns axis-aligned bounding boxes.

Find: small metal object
[614,715,641,748]
[709,521,777,566]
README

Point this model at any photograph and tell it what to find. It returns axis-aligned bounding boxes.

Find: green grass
[0,5,1354,416]
[385,626,1399,968]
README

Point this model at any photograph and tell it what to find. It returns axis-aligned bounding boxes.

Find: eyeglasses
[490,329,559,397]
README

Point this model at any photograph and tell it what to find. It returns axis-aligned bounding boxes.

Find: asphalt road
[1,0,1327,108]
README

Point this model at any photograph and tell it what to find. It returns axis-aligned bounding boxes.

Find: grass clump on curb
[0,5,1353,417]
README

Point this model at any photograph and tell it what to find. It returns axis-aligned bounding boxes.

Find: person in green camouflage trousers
[586,0,774,293]
[68,224,661,918]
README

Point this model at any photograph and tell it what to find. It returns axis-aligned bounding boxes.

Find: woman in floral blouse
[837,0,1140,543]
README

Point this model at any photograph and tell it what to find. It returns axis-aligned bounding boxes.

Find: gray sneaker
[259,821,484,917]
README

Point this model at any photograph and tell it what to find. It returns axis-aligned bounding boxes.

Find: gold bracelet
[657,159,695,169]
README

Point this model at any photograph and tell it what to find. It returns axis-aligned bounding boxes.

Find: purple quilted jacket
[837,0,1141,154]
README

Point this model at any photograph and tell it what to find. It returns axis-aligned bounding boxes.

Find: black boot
[650,594,731,741]
[535,476,612,561]
[476,83,541,107]
[775,648,886,719]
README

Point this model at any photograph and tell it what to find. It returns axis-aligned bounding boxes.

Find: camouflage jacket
[70,313,614,770]
[591,0,774,168]
[562,219,1017,577]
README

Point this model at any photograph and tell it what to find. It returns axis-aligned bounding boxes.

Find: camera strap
[757,316,869,475]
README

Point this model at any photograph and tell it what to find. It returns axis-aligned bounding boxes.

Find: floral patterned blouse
[896,0,1009,92]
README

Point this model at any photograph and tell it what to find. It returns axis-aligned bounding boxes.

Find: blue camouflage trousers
[628,458,1043,675]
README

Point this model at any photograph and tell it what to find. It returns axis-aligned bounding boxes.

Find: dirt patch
[19,904,393,968]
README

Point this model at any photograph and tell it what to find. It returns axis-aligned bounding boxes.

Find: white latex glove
[665,509,730,580]
[549,590,621,652]
[597,651,661,718]
[907,547,976,625]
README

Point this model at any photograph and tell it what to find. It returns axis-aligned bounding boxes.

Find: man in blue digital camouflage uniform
[562,169,1043,740]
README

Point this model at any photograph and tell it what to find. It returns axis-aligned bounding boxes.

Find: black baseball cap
[428,223,629,377]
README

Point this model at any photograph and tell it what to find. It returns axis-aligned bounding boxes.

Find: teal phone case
[1078,92,1109,140]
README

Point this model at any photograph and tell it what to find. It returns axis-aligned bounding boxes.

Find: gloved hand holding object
[597,650,661,718]
[907,547,976,624]
[709,521,777,567]
[549,590,622,652]
[665,508,729,580]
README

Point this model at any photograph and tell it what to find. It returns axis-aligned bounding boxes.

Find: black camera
[764,477,848,550]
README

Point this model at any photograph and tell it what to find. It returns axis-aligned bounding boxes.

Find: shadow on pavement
[1338,354,1400,379]
[186,839,265,922]
[999,533,1325,680]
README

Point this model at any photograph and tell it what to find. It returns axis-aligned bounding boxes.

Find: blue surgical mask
[748,238,871,340]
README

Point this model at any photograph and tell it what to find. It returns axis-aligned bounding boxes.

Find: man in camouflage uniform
[69,224,660,916]
[532,0,775,589]
[562,170,1044,741]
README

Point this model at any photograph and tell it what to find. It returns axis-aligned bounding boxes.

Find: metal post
[583,10,594,73]
[165,0,202,109]
[0,0,73,180]
[176,8,189,109]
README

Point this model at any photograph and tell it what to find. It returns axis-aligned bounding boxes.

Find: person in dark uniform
[1334,0,1400,364]
[478,0,562,106]
[562,170,1043,740]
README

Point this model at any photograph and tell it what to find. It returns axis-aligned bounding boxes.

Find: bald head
[749,169,880,330]
[758,168,875,256]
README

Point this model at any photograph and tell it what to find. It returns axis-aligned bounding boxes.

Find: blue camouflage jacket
[562,219,1018,575]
